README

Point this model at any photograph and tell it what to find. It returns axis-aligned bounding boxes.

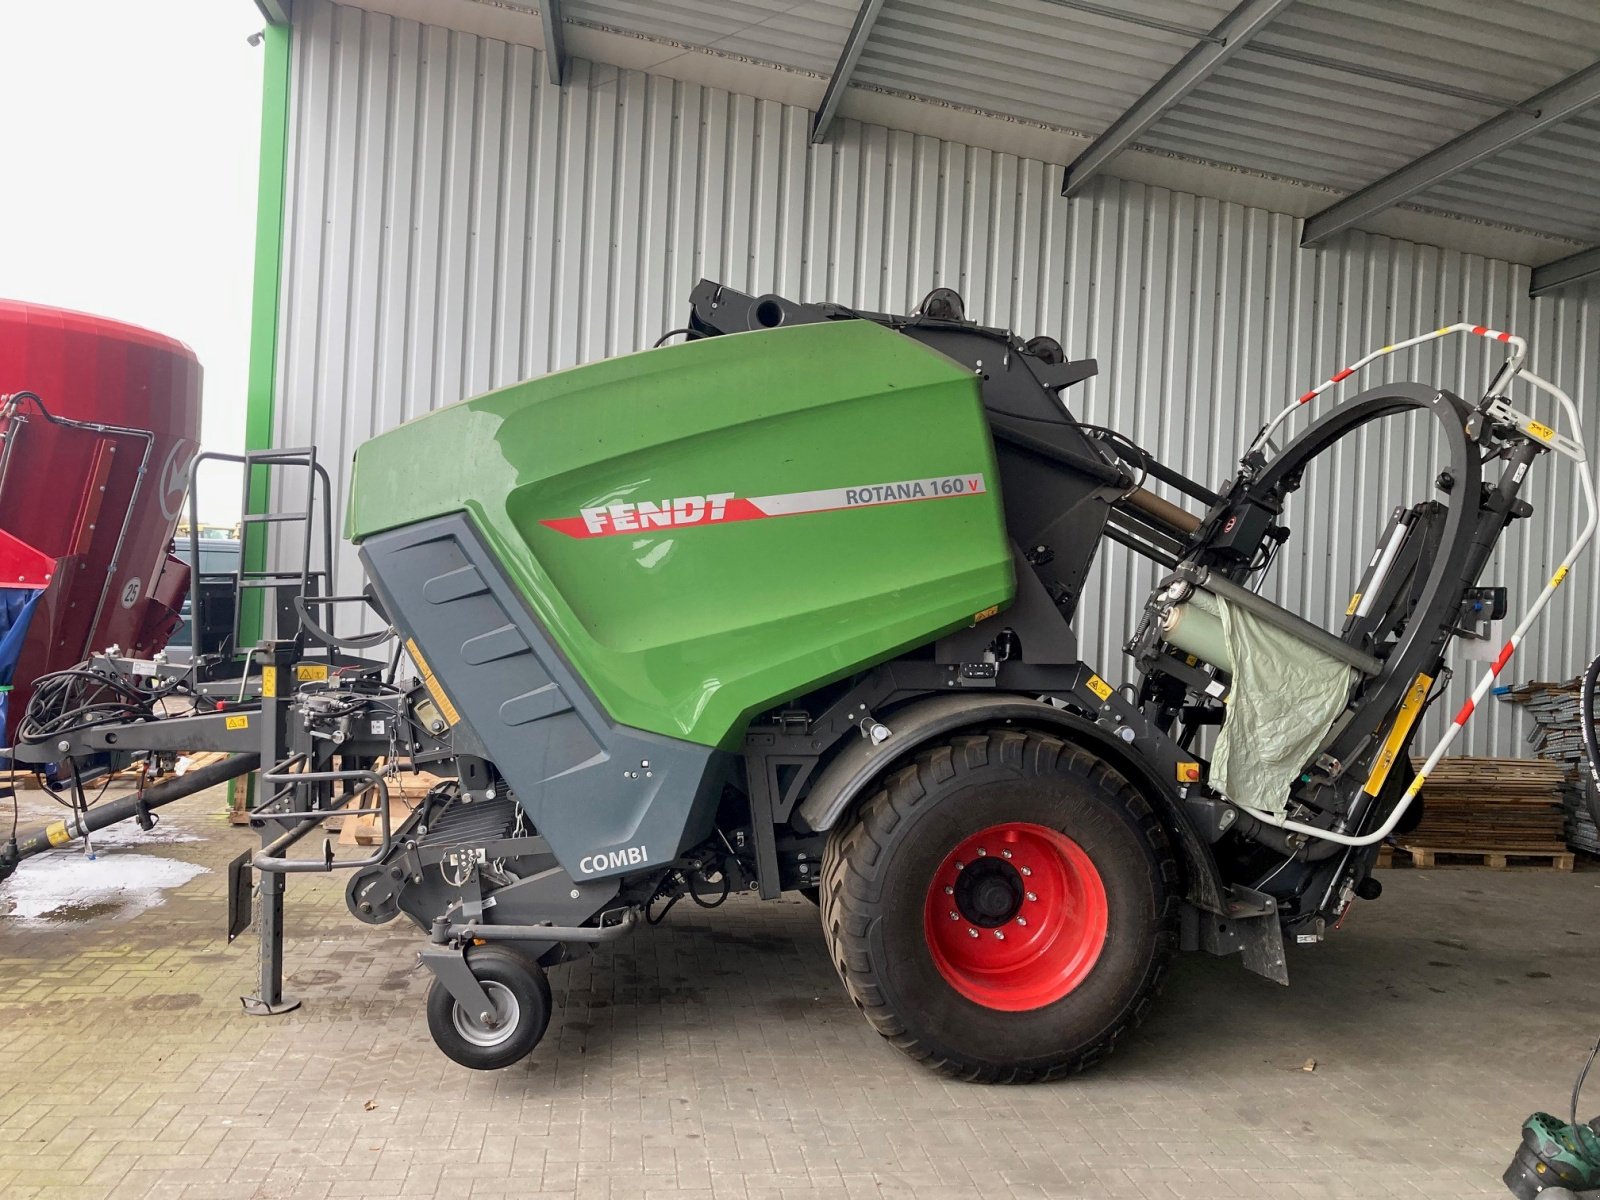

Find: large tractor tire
[819,728,1179,1082]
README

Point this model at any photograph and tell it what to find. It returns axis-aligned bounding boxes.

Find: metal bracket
[1183,886,1289,985]
[417,944,497,1023]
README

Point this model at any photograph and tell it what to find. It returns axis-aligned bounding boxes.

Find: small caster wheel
[426,945,552,1070]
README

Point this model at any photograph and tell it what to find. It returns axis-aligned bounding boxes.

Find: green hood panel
[348,319,1012,748]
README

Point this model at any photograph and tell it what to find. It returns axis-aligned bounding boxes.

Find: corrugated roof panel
[1251,0,1600,105]
[1138,0,1600,237]
[1138,49,1504,192]
[852,0,1232,134]
[562,0,858,75]
[1408,112,1600,243]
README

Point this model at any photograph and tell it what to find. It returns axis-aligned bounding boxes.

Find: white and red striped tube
[1233,354,1595,848]
[1252,322,1527,454]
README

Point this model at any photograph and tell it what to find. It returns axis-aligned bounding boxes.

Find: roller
[1161,596,1230,669]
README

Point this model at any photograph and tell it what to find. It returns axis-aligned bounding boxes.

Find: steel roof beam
[1060,0,1295,197]
[1530,245,1600,297]
[254,0,291,25]
[541,0,567,86]
[1303,61,1600,247]
[811,0,886,144]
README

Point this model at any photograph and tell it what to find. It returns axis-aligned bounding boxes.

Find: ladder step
[245,448,317,463]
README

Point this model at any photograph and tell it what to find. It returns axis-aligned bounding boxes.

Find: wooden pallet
[1383,843,1574,871]
[337,767,443,846]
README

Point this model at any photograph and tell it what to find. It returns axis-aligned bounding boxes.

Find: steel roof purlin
[1531,244,1600,297]
[1060,0,1296,197]
[540,0,568,85]
[1302,58,1600,247]
[812,0,886,144]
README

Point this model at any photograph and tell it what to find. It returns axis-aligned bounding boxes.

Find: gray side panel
[360,514,722,881]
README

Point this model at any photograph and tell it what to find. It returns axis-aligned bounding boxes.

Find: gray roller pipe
[3,753,259,871]
[1186,567,1384,677]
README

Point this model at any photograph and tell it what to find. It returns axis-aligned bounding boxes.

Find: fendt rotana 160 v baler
[6,281,1593,1080]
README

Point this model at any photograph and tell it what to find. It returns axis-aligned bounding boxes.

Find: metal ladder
[186,446,339,663]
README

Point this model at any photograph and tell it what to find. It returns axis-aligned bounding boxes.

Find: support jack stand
[240,994,301,1016]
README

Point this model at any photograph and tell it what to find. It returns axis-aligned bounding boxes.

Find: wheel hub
[451,980,520,1048]
[954,858,1023,927]
[924,821,1109,1012]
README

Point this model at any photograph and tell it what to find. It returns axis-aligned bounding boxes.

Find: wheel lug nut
[976,848,987,857]
[1016,917,1027,927]
[967,927,979,938]
[1001,849,1012,859]
[955,861,965,871]
[944,886,954,895]
[994,930,1005,940]
[1026,891,1037,901]
[949,910,960,920]
[1020,866,1032,876]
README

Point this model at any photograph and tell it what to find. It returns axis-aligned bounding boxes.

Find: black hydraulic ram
[0,753,260,879]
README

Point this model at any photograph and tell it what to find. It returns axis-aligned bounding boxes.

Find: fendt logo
[541,474,987,539]
[577,492,737,536]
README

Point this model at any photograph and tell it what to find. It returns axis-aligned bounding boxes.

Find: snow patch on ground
[81,815,203,847]
[0,850,208,923]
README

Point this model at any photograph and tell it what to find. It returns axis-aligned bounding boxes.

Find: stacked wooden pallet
[1502,679,1600,854]
[336,766,443,846]
[1381,755,1572,870]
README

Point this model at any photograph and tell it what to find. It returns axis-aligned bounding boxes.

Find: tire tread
[819,728,1179,1083]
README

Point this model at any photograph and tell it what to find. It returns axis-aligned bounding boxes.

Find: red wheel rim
[923,821,1108,1012]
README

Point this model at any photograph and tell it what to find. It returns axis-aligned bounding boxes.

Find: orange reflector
[1177,762,1202,783]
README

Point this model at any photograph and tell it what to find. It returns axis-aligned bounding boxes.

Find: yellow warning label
[406,638,461,727]
[1345,592,1362,616]
[296,663,329,683]
[261,665,277,698]
[1362,672,1433,797]
[45,821,70,847]
[971,605,1000,624]
[1176,762,1202,783]
[1526,418,1556,444]
[1085,674,1113,702]
[225,715,250,731]
[1552,565,1570,587]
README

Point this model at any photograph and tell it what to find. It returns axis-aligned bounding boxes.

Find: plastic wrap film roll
[1186,589,1356,817]
[1160,598,1230,669]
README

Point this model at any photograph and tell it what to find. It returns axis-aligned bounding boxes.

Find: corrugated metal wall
[276,0,1600,755]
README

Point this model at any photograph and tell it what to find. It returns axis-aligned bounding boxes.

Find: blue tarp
[0,587,43,752]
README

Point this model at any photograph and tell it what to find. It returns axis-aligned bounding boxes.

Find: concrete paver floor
[2,782,1598,1199]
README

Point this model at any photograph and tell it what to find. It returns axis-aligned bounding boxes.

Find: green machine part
[347,320,1014,749]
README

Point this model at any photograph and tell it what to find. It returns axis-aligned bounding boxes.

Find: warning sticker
[406,638,461,727]
[1085,674,1113,702]
[225,715,250,731]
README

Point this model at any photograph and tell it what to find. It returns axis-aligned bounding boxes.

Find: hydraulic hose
[1,753,259,878]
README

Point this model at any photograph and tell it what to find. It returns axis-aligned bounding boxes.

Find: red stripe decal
[1298,389,1317,405]
[1491,641,1515,673]
[1453,698,1475,725]
[1472,325,1488,336]
[1498,331,1512,342]
[1331,367,1354,383]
